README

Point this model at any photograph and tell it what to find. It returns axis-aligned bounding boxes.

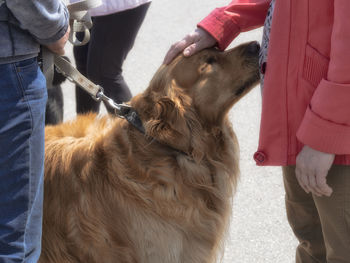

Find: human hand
[45,25,70,55]
[163,27,217,64]
[295,145,335,197]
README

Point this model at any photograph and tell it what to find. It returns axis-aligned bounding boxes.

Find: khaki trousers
[283,166,350,263]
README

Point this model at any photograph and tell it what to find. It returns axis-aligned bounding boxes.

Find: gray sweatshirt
[0,0,69,62]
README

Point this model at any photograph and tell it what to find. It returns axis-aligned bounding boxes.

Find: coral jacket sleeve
[197,0,271,50]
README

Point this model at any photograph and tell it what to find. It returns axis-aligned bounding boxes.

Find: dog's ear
[139,65,206,162]
[144,94,206,163]
[145,96,189,152]
[154,97,179,124]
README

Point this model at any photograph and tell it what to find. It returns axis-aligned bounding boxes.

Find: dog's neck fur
[128,89,233,163]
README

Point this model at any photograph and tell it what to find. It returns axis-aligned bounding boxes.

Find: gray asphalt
[62,0,297,262]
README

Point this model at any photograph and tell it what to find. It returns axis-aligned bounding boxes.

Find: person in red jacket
[164,1,350,262]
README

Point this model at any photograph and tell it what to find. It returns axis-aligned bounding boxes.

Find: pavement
[62,0,298,262]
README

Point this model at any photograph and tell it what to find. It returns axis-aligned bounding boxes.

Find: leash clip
[95,89,132,118]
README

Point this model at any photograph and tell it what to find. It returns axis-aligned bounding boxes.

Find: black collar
[117,106,145,134]
[117,106,190,157]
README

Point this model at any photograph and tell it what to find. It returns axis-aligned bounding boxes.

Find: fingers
[46,42,64,55]
[307,174,324,197]
[295,166,333,197]
[295,166,311,194]
[163,36,195,64]
[163,28,216,65]
[183,40,209,57]
[45,25,70,55]
[315,171,333,196]
[49,46,66,56]
[295,145,335,197]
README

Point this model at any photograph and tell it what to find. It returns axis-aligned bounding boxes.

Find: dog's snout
[244,41,260,56]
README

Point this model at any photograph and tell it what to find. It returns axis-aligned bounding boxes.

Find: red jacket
[198,0,350,166]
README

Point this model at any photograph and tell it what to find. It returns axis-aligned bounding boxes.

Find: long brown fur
[40,42,260,263]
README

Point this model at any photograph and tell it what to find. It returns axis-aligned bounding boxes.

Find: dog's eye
[205,57,217,64]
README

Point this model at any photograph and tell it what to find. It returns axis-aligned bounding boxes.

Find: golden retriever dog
[40,41,260,263]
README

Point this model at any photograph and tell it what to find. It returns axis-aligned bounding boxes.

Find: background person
[73,0,151,114]
[0,0,69,261]
[164,1,350,262]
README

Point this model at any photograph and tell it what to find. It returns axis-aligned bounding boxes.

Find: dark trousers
[73,3,150,114]
[283,166,350,263]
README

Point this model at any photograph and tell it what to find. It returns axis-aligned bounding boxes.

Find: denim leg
[0,58,47,263]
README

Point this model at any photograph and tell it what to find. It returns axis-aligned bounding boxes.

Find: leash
[56,56,189,156]
[42,0,100,86]
[54,56,145,133]
[42,0,145,133]
[67,0,100,46]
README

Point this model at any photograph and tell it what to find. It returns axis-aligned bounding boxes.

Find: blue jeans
[0,58,47,263]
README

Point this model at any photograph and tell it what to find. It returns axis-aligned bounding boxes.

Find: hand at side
[296,145,335,197]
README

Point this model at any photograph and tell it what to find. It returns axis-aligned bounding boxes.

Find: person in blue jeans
[0,0,69,262]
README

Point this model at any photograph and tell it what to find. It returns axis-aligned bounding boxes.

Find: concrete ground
[62,0,298,262]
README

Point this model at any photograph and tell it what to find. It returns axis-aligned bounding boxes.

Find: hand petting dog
[163,28,216,64]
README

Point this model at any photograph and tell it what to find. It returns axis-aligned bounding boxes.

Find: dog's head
[132,42,260,159]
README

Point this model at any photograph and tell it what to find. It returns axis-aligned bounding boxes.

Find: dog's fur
[40,42,260,263]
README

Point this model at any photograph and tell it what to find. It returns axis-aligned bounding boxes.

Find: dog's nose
[244,41,260,56]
